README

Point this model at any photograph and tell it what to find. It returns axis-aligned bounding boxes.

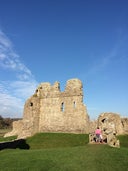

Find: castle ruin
[4,78,128,146]
[5,78,89,139]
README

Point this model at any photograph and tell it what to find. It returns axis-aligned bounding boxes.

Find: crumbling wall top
[65,78,83,96]
[34,78,83,98]
[65,78,82,90]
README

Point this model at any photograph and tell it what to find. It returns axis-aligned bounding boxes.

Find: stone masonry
[5,78,89,139]
[89,112,128,147]
[4,78,128,142]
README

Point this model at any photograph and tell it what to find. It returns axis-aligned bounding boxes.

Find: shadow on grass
[0,139,30,150]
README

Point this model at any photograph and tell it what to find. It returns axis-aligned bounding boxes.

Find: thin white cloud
[0,30,12,48]
[86,48,118,77]
[10,80,37,99]
[0,30,38,118]
[86,32,128,78]
[0,81,38,118]
[0,92,23,118]
[0,30,33,81]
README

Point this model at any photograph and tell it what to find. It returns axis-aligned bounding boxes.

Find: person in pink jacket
[95,127,102,142]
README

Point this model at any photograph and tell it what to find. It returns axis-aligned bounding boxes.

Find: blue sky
[0,0,128,120]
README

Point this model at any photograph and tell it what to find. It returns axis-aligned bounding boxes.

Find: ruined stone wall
[89,113,128,135]
[121,118,128,134]
[89,113,122,148]
[89,120,97,133]
[5,78,89,139]
[97,112,124,135]
[38,79,89,133]
[38,79,89,134]
[5,78,128,140]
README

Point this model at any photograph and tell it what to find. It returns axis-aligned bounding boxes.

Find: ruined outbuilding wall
[89,113,128,147]
[121,118,128,134]
[5,78,89,139]
[89,112,128,135]
[97,112,124,135]
[89,113,123,148]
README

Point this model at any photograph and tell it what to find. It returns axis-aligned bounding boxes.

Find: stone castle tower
[5,78,89,138]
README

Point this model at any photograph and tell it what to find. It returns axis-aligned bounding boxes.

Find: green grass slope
[118,134,128,147]
[0,133,128,171]
[0,144,128,171]
[26,133,89,149]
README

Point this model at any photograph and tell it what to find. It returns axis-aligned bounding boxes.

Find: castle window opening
[102,118,107,123]
[73,101,76,108]
[61,102,65,112]
[30,102,33,106]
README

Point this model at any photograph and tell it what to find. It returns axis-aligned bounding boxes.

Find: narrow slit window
[73,101,76,108]
[61,102,65,112]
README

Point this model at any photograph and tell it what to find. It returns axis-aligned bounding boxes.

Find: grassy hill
[26,133,89,149]
[0,133,128,171]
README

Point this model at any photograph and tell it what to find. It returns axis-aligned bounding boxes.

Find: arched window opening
[73,101,76,108]
[61,102,65,112]
[30,102,33,107]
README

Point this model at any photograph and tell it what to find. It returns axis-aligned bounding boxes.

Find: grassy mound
[0,135,17,142]
[0,133,128,170]
[26,133,89,149]
[118,134,128,147]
